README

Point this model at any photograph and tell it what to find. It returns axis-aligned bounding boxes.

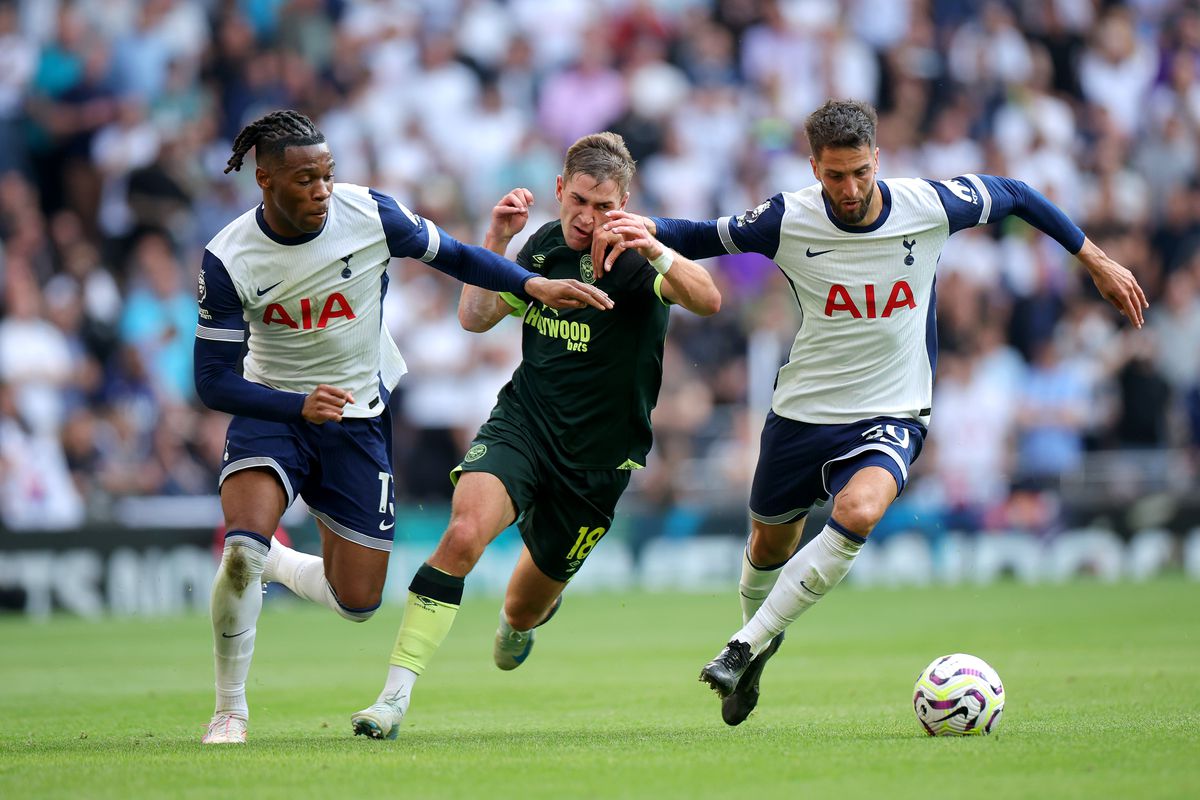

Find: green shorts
[452,414,631,583]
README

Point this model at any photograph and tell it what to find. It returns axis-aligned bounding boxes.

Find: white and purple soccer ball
[913,653,1005,736]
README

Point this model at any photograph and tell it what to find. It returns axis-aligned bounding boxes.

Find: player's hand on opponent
[591,210,658,279]
[1077,238,1149,328]
[487,187,611,311]
[598,210,667,274]
[524,276,613,311]
[303,384,354,424]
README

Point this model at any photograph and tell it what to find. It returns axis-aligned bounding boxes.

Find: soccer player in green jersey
[350,132,722,739]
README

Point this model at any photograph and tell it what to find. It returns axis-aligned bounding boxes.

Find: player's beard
[831,181,875,225]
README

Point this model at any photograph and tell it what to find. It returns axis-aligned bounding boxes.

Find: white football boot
[201,712,247,744]
[351,689,409,740]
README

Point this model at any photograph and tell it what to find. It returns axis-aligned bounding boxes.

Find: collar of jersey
[821,179,892,234]
[256,204,326,246]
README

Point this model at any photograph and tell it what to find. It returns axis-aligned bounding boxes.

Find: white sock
[734,522,864,656]
[738,548,786,624]
[211,535,269,717]
[377,665,418,708]
[264,537,369,620]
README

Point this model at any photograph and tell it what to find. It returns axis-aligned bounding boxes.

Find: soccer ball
[913,653,1005,736]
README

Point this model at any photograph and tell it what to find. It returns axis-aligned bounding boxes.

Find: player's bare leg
[719,516,806,725]
[493,547,566,670]
[204,469,285,744]
[742,517,805,623]
[265,520,388,621]
[702,467,896,702]
[353,472,515,739]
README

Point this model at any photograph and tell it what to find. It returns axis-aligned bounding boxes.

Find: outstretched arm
[371,187,612,316]
[594,214,726,278]
[593,196,785,279]
[603,210,721,316]
[935,175,1149,327]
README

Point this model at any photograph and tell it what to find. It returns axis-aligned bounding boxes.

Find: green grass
[2,580,1198,799]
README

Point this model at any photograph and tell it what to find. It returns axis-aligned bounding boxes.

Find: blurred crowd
[0,0,1197,535]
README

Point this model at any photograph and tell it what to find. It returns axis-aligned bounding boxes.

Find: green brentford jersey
[494,221,671,470]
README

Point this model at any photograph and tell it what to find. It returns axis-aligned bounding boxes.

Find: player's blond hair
[563,132,636,194]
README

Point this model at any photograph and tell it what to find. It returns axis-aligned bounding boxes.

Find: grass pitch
[1,579,1197,799]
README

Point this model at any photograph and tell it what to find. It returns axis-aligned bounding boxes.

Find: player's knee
[831,490,887,537]
[327,579,382,621]
[435,518,488,572]
[334,603,377,623]
[332,589,381,622]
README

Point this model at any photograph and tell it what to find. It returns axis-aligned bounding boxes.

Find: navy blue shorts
[748,412,926,525]
[219,408,396,551]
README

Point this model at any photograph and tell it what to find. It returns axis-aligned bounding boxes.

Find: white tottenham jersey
[195,183,437,418]
[717,175,1000,426]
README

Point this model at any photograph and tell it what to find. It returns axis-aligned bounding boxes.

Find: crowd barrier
[2,498,1198,618]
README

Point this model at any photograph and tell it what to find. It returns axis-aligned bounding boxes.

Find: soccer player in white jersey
[193,110,611,744]
[596,99,1147,726]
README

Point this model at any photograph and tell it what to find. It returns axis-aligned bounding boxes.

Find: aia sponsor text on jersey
[262,293,357,329]
[823,280,917,319]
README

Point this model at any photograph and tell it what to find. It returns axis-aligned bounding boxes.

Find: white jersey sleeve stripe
[419,218,441,263]
[716,216,742,254]
[962,174,991,224]
[196,324,245,342]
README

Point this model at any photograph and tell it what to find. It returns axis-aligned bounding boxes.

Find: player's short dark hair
[804,100,878,159]
[225,110,326,174]
[563,132,636,194]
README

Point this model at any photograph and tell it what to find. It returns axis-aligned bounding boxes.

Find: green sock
[388,563,465,674]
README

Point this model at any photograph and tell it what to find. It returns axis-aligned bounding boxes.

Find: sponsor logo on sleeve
[735,199,771,227]
[940,178,978,205]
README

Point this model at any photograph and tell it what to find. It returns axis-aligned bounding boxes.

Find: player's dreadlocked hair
[224,110,326,174]
[563,132,636,195]
[804,99,878,159]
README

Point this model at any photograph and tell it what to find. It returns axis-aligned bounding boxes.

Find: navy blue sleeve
[652,194,784,260]
[929,175,1085,253]
[193,251,306,421]
[651,217,727,259]
[370,188,537,292]
[196,249,243,332]
[194,338,307,422]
